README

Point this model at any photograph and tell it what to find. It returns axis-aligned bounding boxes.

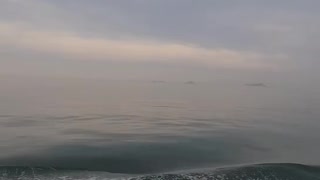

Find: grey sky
[0,0,319,81]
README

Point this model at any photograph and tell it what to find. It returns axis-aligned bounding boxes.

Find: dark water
[0,77,320,179]
[1,163,320,179]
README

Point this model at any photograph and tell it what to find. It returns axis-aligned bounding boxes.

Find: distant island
[245,83,266,87]
[185,81,196,85]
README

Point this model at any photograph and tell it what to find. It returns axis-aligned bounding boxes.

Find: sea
[0,76,320,180]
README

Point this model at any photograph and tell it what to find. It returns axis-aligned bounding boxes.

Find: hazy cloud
[0,0,319,80]
[0,22,284,69]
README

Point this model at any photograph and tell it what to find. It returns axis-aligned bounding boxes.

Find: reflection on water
[0,78,320,173]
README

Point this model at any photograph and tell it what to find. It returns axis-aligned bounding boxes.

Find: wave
[0,163,320,180]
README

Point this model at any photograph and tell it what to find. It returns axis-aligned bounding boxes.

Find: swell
[0,163,320,180]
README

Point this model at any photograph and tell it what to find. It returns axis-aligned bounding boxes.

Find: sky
[0,0,319,82]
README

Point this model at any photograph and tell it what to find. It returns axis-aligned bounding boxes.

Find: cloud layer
[0,0,319,80]
[0,23,282,69]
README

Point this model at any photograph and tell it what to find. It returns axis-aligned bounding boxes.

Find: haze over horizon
[0,0,319,83]
[2,2,320,179]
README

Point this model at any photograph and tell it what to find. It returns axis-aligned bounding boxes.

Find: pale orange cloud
[0,23,285,69]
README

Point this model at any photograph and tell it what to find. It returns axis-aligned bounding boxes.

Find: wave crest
[0,163,320,180]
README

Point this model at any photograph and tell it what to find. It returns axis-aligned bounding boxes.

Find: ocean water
[0,77,320,179]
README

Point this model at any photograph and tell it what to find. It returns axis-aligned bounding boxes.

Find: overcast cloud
[0,0,319,82]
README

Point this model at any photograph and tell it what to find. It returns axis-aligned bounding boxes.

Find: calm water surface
[0,77,320,175]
